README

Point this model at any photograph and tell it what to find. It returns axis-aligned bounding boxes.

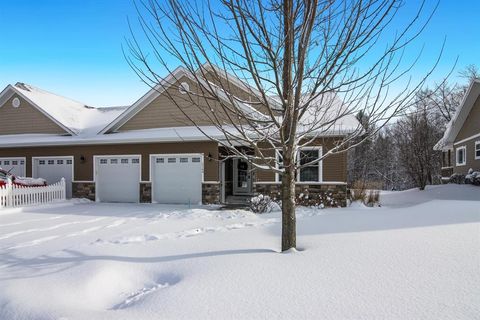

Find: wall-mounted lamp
[208,152,213,161]
[80,155,86,163]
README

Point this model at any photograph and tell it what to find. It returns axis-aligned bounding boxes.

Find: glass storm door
[233,158,252,195]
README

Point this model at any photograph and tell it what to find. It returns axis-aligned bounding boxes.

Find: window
[12,160,18,165]
[298,148,321,182]
[57,160,63,165]
[275,150,284,182]
[192,157,201,163]
[100,159,107,164]
[39,160,45,165]
[66,159,72,165]
[48,160,55,165]
[156,158,164,163]
[476,141,480,160]
[168,158,176,163]
[180,157,188,163]
[4,161,9,165]
[456,146,466,166]
[121,159,129,164]
[131,158,140,164]
[110,159,118,164]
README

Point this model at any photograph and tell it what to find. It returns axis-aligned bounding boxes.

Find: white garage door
[95,155,140,203]
[151,154,203,204]
[0,158,26,177]
[33,157,73,198]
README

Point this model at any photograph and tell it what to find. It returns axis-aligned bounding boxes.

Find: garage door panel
[0,158,25,177]
[95,156,140,203]
[152,155,203,204]
[33,157,73,198]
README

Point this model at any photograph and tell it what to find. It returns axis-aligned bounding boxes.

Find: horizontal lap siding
[255,137,347,182]
[453,95,480,174]
[453,139,480,174]
[118,76,234,131]
[0,94,66,135]
[455,96,480,141]
[0,141,219,182]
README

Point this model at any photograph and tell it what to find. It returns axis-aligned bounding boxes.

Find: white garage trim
[32,156,74,181]
[93,154,142,203]
[0,157,26,176]
[149,153,204,204]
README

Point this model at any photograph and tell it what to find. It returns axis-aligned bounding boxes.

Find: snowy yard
[0,185,478,320]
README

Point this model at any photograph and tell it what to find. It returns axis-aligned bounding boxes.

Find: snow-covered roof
[0,69,359,147]
[0,126,225,148]
[10,83,127,136]
[434,79,480,150]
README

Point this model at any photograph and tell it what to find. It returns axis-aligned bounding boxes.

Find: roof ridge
[14,82,90,109]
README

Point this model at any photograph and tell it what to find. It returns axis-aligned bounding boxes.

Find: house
[435,79,480,179]
[0,66,359,206]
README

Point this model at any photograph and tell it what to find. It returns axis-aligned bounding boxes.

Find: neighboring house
[435,79,480,180]
[0,66,359,206]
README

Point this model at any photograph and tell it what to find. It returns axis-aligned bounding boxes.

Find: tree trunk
[281,158,296,251]
[280,0,296,252]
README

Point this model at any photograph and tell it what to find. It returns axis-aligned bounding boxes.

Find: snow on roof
[12,83,127,136]
[434,79,480,150]
[0,126,225,148]
[299,92,360,134]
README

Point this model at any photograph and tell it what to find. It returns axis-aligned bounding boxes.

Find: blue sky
[0,0,478,107]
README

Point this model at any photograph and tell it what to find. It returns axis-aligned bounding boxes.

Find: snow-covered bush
[296,192,338,208]
[249,194,280,213]
[465,169,480,186]
[449,173,465,184]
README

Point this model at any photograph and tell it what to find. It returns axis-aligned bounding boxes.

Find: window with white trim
[275,150,284,182]
[298,148,322,182]
[456,146,466,166]
[475,141,480,160]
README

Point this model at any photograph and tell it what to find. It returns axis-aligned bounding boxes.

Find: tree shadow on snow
[0,248,275,281]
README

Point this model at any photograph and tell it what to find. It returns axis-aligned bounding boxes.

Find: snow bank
[0,185,478,319]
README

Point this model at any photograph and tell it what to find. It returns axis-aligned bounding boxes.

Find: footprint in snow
[112,273,181,310]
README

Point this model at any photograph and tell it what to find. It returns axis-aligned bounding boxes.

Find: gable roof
[434,79,480,150]
[0,83,127,137]
[100,66,267,134]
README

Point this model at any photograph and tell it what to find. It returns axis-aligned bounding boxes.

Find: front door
[233,158,252,195]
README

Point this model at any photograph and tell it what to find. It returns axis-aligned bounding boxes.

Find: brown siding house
[435,79,480,179]
[0,66,359,206]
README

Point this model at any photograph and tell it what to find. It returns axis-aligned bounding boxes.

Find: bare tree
[126,0,440,251]
[393,96,444,190]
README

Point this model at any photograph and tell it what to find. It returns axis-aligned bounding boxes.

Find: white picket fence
[0,178,66,209]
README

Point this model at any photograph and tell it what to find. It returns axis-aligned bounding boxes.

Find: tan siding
[453,139,480,175]
[255,137,347,182]
[0,94,67,135]
[119,76,236,131]
[204,70,272,115]
[455,95,480,142]
[0,141,219,182]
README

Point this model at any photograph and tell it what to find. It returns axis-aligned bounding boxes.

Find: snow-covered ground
[0,184,478,319]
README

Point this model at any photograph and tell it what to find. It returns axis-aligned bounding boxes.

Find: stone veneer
[140,182,152,203]
[72,182,95,201]
[254,182,348,207]
[202,182,220,204]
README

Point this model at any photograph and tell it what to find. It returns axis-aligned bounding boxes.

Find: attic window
[179,82,190,95]
[12,98,20,108]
